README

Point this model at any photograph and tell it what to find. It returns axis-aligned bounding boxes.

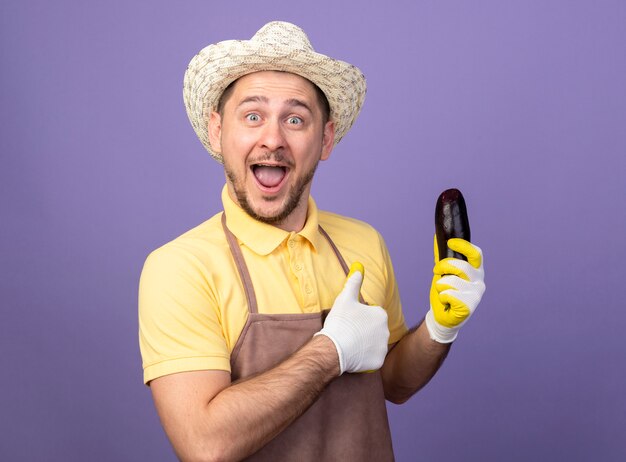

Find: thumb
[341,262,364,300]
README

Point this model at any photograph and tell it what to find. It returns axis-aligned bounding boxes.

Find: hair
[216,74,331,124]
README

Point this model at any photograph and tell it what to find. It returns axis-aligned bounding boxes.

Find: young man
[139,21,485,461]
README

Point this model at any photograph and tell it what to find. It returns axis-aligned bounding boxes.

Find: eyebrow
[238,95,268,107]
[237,96,313,113]
[285,98,313,113]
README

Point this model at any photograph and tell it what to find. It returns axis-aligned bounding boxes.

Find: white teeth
[252,164,286,170]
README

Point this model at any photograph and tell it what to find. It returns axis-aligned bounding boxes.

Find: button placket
[300,240,318,311]
[287,233,300,275]
[287,234,318,312]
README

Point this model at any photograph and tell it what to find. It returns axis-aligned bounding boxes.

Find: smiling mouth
[251,164,288,189]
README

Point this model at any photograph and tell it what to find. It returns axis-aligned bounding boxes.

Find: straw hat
[183,21,367,163]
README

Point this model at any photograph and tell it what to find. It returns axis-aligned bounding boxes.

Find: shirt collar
[221,185,321,255]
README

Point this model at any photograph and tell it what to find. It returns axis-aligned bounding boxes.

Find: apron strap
[221,213,259,314]
[318,225,367,305]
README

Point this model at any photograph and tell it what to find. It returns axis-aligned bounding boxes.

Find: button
[305,285,312,294]
[295,263,302,271]
[288,240,295,248]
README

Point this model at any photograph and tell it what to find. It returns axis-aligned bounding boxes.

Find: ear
[208,111,223,153]
[320,120,335,161]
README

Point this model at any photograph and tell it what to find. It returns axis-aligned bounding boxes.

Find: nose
[259,119,286,152]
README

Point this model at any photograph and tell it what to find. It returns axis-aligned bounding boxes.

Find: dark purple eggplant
[435,189,471,261]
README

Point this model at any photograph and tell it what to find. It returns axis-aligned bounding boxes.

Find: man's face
[208,71,335,231]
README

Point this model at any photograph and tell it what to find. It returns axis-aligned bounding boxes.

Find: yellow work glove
[425,237,485,343]
[315,263,389,374]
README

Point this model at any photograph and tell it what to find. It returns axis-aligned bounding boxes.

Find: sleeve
[138,244,231,385]
[376,231,409,344]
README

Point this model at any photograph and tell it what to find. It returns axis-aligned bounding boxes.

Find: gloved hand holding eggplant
[425,189,486,343]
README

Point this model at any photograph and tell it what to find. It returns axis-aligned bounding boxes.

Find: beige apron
[222,214,395,461]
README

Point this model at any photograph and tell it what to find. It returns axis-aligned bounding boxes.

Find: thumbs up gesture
[315,263,390,375]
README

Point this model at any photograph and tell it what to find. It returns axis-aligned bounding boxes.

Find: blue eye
[287,116,302,125]
[246,113,260,122]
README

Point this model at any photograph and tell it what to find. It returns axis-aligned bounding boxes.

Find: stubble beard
[225,158,319,226]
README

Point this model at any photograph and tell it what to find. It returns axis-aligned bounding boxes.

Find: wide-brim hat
[183,21,367,163]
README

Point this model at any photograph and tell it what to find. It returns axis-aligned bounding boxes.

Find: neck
[273,205,308,232]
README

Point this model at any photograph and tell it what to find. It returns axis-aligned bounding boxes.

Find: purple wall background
[1,1,625,460]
